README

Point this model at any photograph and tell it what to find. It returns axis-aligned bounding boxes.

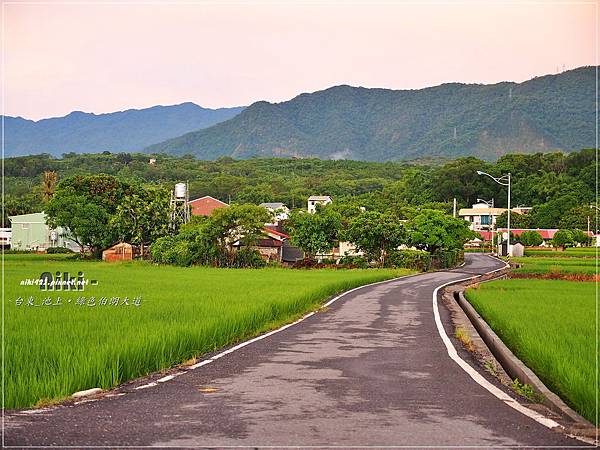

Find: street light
[477,170,511,256]
[477,198,495,254]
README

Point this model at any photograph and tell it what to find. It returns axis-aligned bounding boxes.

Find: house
[233,227,299,262]
[102,242,134,262]
[260,202,290,224]
[189,196,229,216]
[0,228,11,249]
[307,195,332,214]
[8,212,78,251]
[458,202,528,232]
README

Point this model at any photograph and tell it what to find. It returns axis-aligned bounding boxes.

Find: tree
[288,206,342,260]
[111,186,171,256]
[46,193,115,257]
[41,171,57,202]
[432,157,495,206]
[151,204,270,267]
[407,210,474,254]
[530,194,581,229]
[208,204,272,258]
[45,174,130,257]
[552,229,574,250]
[344,211,405,266]
[559,206,593,231]
[571,229,591,246]
[495,211,534,229]
[518,230,543,247]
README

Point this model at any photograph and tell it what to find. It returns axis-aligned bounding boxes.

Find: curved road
[5,254,583,447]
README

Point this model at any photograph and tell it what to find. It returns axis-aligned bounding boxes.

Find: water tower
[169,182,190,231]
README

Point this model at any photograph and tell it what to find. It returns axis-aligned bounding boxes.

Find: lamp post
[477,170,511,256]
[477,198,494,254]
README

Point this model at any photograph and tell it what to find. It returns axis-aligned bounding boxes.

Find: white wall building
[260,202,290,224]
[308,195,332,214]
[458,202,528,232]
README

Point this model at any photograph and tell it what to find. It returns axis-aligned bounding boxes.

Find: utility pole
[588,215,591,235]
[453,198,457,218]
[477,171,512,256]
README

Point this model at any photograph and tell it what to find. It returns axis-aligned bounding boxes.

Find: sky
[2,0,597,120]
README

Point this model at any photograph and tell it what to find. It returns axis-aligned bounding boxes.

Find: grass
[525,247,597,258]
[455,327,475,352]
[5,254,413,409]
[466,279,598,424]
[511,256,597,276]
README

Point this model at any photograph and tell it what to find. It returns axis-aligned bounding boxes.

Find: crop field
[5,254,412,409]
[511,256,597,276]
[524,247,597,258]
[466,260,598,424]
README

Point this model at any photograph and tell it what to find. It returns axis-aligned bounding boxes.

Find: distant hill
[3,103,244,157]
[146,67,597,161]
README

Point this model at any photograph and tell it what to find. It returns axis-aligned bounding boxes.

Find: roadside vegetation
[466,250,597,425]
[466,279,596,424]
[5,254,412,409]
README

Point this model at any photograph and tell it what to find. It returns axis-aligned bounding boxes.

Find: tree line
[4,148,596,233]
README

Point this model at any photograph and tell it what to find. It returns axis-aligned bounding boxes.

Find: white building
[0,228,11,249]
[458,202,526,232]
[259,202,290,224]
[307,195,332,214]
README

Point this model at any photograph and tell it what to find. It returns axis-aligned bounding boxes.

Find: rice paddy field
[510,256,597,276]
[524,247,597,258]
[466,251,598,425]
[5,253,412,409]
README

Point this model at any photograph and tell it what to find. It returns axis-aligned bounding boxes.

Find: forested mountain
[3,103,244,157]
[147,67,596,161]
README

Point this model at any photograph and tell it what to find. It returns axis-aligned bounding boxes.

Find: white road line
[182,276,410,374]
[134,382,157,390]
[431,266,564,432]
[157,375,176,383]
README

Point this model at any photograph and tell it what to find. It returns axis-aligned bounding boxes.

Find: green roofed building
[9,212,78,252]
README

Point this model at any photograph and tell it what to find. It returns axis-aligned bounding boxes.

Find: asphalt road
[5,254,584,447]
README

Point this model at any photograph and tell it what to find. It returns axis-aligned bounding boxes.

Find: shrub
[46,246,74,254]
[552,229,574,249]
[386,249,431,271]
[232,248,266,268]
[338,255,370,268]
[431,249,464,269]
[518,231,543,247]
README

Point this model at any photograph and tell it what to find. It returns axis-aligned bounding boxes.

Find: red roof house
[189,196,229,216]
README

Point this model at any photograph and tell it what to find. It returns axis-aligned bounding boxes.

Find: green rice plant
[4,254,412,409]
[466,279,598,424]
[525,247,597,258]
[511,256,597,276]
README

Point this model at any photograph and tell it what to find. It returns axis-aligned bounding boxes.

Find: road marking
[182,276,415,375]
[157,374,176,383]
[431,264,564,432]
[134,382,157,390]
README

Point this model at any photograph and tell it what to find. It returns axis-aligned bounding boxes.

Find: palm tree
[42,171,58,202]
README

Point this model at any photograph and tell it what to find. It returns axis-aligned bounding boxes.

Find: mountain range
[5,66,596,161]
[3,103,244,157]
[147,67,596,161]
